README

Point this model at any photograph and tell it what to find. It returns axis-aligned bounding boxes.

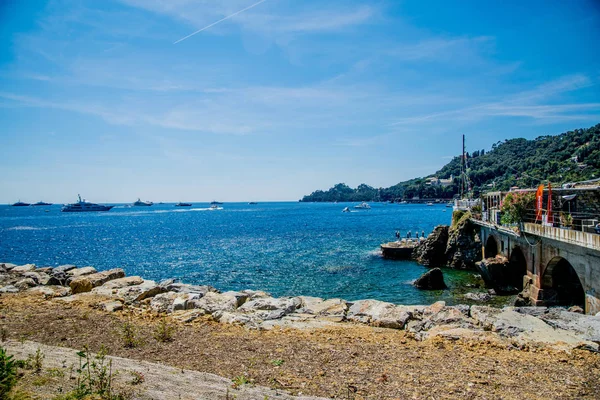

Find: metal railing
[474,208,600,234]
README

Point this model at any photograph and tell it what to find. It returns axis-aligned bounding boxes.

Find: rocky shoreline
[1,261,599,354]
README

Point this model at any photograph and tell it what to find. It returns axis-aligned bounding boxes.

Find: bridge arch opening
[484,236,498,258]
[507,247,527,291]
[542,257,585,308]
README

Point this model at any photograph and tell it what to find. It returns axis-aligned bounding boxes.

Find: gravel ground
[1,293,599,399]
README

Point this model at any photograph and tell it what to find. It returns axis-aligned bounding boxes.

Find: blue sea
[0,202,484,305]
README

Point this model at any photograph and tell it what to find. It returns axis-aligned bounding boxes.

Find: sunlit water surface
[0,202,498,305]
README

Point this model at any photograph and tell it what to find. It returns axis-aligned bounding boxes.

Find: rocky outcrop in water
[413,211,482,270]
[412,226,449,267]
[477,256,520,294]
[413,268,447,290]
[446,211,482,269]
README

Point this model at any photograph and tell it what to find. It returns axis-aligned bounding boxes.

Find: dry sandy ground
[1,293,599,399]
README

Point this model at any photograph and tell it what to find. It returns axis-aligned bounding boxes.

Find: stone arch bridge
[474,220,600,315]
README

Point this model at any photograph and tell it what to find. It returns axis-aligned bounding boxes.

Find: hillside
[300,124,600,202]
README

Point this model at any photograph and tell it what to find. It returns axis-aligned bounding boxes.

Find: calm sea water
[0,202,485,305]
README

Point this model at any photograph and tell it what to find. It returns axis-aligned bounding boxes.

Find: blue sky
[1,0,599,203]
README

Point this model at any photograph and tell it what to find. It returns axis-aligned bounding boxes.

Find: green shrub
[153,318,175,343]
[0,346,17,397]
[120,322,142,349]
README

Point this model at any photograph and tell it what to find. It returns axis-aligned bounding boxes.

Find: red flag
[535,184,544,222]
[547,182,553,224]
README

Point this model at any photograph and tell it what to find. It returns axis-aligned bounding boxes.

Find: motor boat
[209,204,221,210]
[175,202,192,207]
[342,207,351,212]
[32,201,53,206]
[133,198,153,206]
[248,202,258,205]
[210,201,223,205]
[11,200,30,206]
[61,195,113,212]
[354,202,371,209]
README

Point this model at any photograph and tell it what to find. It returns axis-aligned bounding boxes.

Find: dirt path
[5,340,325,400]
[2,294,599,399]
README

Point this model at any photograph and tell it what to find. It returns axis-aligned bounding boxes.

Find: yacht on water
[61,195,114,212]
[175,202,192,207]
[133,198,153,206]
[11,200,30,206]
[210,201,223,205]
[32,201,53,206]
[248,202,258,205]
[354,202,371,209]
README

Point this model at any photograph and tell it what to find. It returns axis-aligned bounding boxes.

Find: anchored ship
[61,195,114,212]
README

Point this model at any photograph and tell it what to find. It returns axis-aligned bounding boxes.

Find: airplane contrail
[174,0,268,44]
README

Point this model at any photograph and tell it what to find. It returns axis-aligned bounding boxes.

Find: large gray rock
[160,281,218,296]
[238,297,301,315]
[0,263,17,271]
[11,264,36,273]
[66,267,97,279]
[173,293,202,311]
[240,289,271,299]
[191,292,248,314]
[151,292,179,313]
[115,280,164,304]
[534,308,600,342]
[26,285,71,298]
[347,299,412,329]
[470,305,503,330]
[413,268,447,290]
[15,278,37,290]
[70,268,126,294]
[299,297,348,321]
[101,276,144,290]
[53,264,77,274]
[213,311,256,326]
[0,285,19,293]
[99,300,123,312]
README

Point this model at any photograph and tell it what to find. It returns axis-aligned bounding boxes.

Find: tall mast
[460,134,465,198]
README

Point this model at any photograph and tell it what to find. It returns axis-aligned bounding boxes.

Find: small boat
[210,201,223,205]
[61,195,113,212]
[175,202,192,207]
[354,202,371,209]
[11,200,30,207]
[209,204,220,210]
[32,201,53,206]
[399,201,408,204]
[248,202,258,205]
[342,207,351,212]
[133,198,153,206]
[427,202,434,206]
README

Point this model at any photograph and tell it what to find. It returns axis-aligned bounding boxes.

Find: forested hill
[300,124,600,202]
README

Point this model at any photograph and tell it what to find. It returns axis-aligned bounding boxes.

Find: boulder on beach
[414,268,447,290]
[69,268,126,294]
